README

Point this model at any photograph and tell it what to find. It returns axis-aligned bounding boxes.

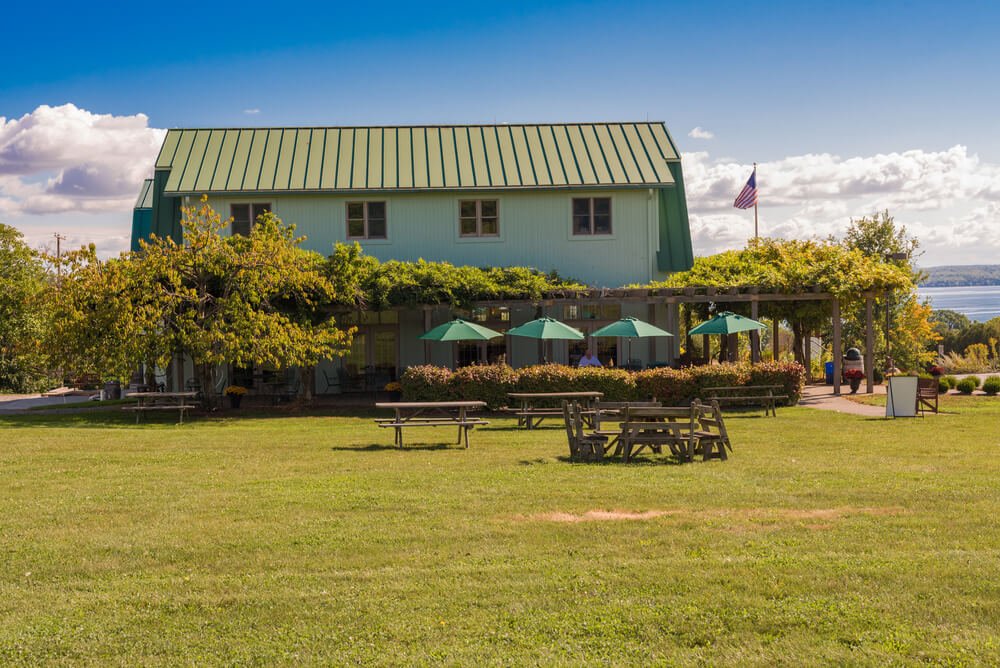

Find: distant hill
[919,265,1000,287]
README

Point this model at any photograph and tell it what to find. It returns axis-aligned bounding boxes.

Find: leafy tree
[52,199,355,406]
[0,224,53,392]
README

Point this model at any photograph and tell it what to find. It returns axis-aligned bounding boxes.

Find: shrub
[956,378,977,394]
[970,375,983,388]
[516,364,637,403]
[400,365,455,403]
[982,376,1000,396]
[938,379,950,394]
[450,364,518,409]
[943,375,959,389]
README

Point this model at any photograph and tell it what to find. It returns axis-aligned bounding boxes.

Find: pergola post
[727,333,738,362]
[648,302,657,364]
[665,301,679,363]
[423,308,432,364]
[702,334,710,363]
[865,294,875,393]
[832,297,842,396]
[772,318,780,361]
[750,299,761,363]
[804,328,812,381]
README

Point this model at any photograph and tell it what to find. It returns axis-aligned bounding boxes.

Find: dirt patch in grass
[522,506,905,524]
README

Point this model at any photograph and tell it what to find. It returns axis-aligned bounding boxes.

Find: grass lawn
[1,399,999,665]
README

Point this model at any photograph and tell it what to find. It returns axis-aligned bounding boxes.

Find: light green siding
[199,188,664,287]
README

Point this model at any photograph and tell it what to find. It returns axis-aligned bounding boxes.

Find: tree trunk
[302,365,315,404]
[791,321,806,366]
[197,362,216,409]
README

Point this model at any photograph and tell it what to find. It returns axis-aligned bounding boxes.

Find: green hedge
[401,361,806,409]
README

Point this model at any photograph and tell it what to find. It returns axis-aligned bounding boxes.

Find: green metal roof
[154,123,680,194]
[134,178,154,209]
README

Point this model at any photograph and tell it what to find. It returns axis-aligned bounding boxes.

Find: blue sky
[2,0,999,263]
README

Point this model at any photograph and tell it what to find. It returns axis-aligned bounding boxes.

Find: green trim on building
[155,123,680,195]
[150,170,181,243]
[656,164,694,272]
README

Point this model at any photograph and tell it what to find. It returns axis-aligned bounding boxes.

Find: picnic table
[507,391,603,429]
[374,401,488,448]
[122,391,198,424]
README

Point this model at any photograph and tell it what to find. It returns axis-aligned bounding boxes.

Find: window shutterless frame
[346,201,388,240]
[571,197,612,235]
[459,199,500,237]
[230,203,272,236]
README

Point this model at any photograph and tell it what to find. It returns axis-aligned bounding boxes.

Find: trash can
[103,380,121,400]
[824,361,835,385]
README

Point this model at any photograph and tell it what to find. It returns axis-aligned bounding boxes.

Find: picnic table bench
[618,405,697,462]
[507,391,603,429]
[703,385,787,417]
[122,391,198,424]
[374,401,488,448]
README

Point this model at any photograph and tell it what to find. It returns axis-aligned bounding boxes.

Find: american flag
[733,168,758,209]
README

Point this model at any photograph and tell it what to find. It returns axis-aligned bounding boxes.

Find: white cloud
[243,108,261,115]
[687,126,714,140]
[0,104,164,216]
[682,145,1000,263]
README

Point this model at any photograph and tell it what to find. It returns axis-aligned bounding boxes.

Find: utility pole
[53,233,66,285]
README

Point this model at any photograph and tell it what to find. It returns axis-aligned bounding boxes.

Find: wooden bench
[122,404,197,424]
[703,385,788,417]
[917,377,939,415]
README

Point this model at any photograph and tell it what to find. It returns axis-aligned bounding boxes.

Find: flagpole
[753,162,758,240]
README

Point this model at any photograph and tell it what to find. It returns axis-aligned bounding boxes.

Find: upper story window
[231,203,271,236]
[572,197,612,235]
[347,202,387,239]
[459,200,499,237]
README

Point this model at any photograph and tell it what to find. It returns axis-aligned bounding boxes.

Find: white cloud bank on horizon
[0,104,164,218]
[2,103,999,265]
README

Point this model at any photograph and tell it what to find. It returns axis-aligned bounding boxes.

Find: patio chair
[561,400,606,462]
[319,367,341,394]
[917,377,938,415]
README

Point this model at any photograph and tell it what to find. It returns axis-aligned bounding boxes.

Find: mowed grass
[1,399,999,665]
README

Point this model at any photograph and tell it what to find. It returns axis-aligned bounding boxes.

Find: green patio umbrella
[506,317,584,340]
[688,311,768,335]
[418,318,503,342]
[591,316,673,369]
[507,317,584,364]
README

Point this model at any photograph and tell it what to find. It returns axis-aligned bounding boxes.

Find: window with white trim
[230,203,271,236]
[459,200,499,237]
[572,197,612,235]
[347,202,387,239]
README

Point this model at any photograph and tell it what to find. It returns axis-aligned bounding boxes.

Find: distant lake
[917,285,1000,322]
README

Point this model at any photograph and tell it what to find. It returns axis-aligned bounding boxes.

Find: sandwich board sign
[886,375,918,418]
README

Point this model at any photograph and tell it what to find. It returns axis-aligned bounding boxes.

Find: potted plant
[843,369,864,394]
[224,385,247,408]
[384,381,402,401]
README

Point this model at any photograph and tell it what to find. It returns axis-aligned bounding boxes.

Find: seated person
[578,348,602,367]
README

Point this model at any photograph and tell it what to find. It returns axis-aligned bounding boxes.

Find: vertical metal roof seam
[559,126,584,184]
[505,126,523,186]
[287,129,301,189]
[451,127,462,188]
[533,126,554,184]
[574,125,601,184]
[348,130,357,190]
[204,129,226,192]
[618,125,648,183]
[189,130,213,193]
[163,133,182,173]
[364,129,372,189]
[644,123,669,161]
[272,129,287,190]
[173,132,197,192]
[394,128,400,188]
[589,125,616,184]
[423,127,431,189]
[378,127,385,189]
[223,129,241,190]
[604,125,631,184]
[549,126,571,184]
[631,123,663,182]
[477,127,491,186]
[520,126,539,185]
[329,130,341,189]
[492,126,507,187]
[303,129,316,189]
[251,129,277,190]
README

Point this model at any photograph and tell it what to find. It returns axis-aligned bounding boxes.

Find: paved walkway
[798,384,886,417]
[0,394,96,412]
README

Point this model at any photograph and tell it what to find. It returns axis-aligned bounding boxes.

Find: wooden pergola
[465,285,880,396]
